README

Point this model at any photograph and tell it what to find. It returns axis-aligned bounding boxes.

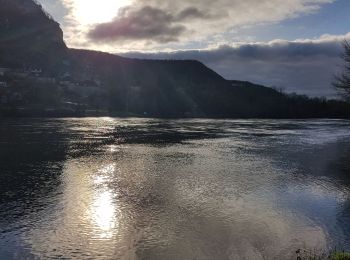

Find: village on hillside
[0,66,108,116]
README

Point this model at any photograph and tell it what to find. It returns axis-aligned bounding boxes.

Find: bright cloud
[65,0,131,25]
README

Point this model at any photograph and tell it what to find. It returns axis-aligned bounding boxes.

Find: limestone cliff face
[0,0,67,70]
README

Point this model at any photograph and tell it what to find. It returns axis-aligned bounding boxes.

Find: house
[29,68,42,77]
[9,70,29,78]
[81,79,100,88]
[60,72,71,79]
[0,68,10,76]
[36,77,56,84]
[0,82,8,88]
[59,72,73,85]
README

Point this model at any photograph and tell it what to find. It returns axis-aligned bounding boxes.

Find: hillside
[0,0,68,71]
[68,49,230,116]
[0,0,349,118]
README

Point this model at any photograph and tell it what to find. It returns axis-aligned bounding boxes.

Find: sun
[71,0,130,25]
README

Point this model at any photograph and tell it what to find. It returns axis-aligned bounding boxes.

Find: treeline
[2,72,349,119]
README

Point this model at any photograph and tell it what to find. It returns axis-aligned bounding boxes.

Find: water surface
[0,118,350,259]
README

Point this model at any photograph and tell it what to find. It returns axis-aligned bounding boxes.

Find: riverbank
[1,107,350,119]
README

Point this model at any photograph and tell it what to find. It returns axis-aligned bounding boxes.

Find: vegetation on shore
[296,249,350,260]
[334,40,350,101]
[330,252,350,260]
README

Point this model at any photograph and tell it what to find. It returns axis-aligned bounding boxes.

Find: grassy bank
[297,249,350,260]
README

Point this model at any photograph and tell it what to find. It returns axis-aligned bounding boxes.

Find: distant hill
[0,0,349,118]
[68,49,231,117]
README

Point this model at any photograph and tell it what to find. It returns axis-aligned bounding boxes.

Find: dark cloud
[88,3,221,43]
[88,6,187,43]
[176,7,214,21]
[121,37,348,98]
[88,5,216,44]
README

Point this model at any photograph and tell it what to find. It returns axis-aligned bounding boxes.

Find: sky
[37,0,350,97]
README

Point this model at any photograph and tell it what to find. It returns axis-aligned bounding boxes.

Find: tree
[334,40,350,101]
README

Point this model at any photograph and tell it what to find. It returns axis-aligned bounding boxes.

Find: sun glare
[72,0,130,25]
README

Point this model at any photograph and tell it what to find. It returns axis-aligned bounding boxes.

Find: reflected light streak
[100,163,116,175]
[90,163,118,239]
[92,190,117,239]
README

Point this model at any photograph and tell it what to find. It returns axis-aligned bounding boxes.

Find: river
[0,118,350,259]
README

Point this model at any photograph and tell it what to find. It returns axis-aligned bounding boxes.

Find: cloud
[121,33,350,98]
[87,5,218,43]
[176,7,214,21]
[37,0,336,50]
[86,0,335,47]
[88,6,187,43]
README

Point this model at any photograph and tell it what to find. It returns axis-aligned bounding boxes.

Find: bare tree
[334,40,350,101]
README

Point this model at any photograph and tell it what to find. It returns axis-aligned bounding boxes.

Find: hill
[0,0,68,72]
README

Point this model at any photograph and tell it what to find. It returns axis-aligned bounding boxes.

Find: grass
[296,249,350,260]
[330,252,350,260]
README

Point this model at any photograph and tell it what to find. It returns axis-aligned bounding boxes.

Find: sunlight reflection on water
[91,163,118,239]
[91,190,117,239]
